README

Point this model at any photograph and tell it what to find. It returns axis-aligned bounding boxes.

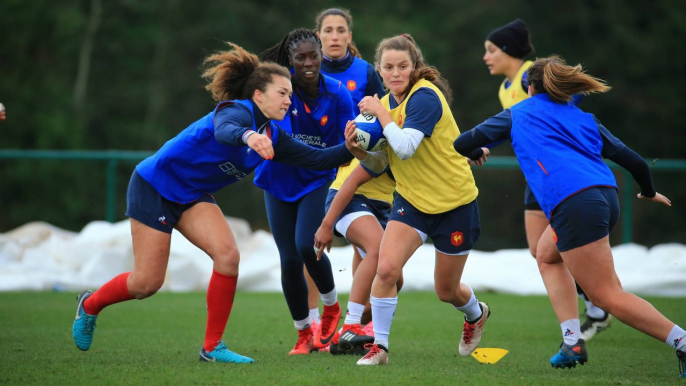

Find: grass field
[1,291,684,385]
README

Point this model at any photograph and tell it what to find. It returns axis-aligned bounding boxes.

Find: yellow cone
[470,348,509,364]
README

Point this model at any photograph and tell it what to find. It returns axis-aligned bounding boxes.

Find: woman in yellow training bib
[351,34,490,365]
[314,156,403,355]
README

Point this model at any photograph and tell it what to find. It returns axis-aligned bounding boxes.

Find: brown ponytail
[527,56,610,103]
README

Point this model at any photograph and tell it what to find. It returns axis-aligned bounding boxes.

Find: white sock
[454,286,482,322]
[343,301,365,325]
[294,317,311,330]
[666,325,686,351]
[584,299,607,319]
[561,318,581,345]
[320,288,337,306]
[309,307,320,324]
[371,295,397,349]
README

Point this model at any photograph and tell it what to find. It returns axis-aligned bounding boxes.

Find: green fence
[1,149,685,244]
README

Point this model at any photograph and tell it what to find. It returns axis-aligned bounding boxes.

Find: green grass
[1,291,684,385]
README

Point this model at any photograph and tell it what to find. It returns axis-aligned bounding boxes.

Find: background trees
[1,0,683,248]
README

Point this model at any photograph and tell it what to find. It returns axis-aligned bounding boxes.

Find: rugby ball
[354,113,387,151]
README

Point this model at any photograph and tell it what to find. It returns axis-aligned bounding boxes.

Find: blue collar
[323,51,351,63]
[321,51,353,71]
[250,99,270,129]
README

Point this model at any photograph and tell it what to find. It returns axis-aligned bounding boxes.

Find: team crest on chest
[347,80,357,91]
[320,115,329,126]
[398,114,403,126]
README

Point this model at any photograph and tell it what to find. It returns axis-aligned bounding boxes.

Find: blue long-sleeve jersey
[455,94,624,219]
[253,73,355,202]
[136,99,352,204]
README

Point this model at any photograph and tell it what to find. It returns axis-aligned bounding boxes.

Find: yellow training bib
[330,158,395,205]
[498,60,533,109]
[380,79,478,214]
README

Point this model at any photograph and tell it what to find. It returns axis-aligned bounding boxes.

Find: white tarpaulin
[1,219,685,296]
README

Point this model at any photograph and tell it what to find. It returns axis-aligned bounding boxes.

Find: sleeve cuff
[242,130,256,144]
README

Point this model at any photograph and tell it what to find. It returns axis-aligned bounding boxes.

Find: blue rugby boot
[199,341,254,363]
[550,339,588,369]
[678,349,685,378]
[72,290,98,351]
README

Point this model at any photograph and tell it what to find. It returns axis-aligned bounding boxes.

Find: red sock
[203,270,238,352]
[83,272,134,315]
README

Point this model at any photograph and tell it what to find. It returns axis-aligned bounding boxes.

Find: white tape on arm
[383,122,425,160]
[360,147,390,175]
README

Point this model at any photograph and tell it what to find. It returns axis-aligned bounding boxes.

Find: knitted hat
[486,19,534,59]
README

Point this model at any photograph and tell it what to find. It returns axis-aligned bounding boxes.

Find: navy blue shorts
[125,171,217,234]
[550,186,619,252]
[524,183,542,210]
[388,194,480,255]
[325,189,391,238]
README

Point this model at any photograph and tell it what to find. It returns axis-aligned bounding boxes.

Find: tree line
[0,0,684,247]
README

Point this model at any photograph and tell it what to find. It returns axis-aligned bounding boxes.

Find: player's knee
[582,290,615,313]
[212,244,240,275]
[535,255,547,271]
[529,245,537,259]
[434,283,457,303]
[375,263,400,285]
[295,240,316,261]
[130,278,164,299]
[280,256,303,278]
[535,251,559,269]
[435,289,452,303]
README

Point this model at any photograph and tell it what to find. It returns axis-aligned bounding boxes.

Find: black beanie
[486,19,534,59]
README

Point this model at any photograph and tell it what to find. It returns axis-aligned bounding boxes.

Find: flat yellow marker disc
[470,348,509,364]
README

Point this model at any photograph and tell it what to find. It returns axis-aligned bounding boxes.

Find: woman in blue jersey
[483,19,612,341]
[455,56,685,376]
[315,8,385,115]
[71,43,361,364]
[256,28,355,355]
[350,34,490,366]
[304,7,388,339]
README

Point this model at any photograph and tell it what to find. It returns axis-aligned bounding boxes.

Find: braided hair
[262,28,324,100]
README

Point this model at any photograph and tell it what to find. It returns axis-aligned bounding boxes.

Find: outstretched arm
[454,109,512,162]
[596,118,671,207]
[272,123,364,170]
[314,165,374,260]
[606,146,671,206]
[272,129,352,170]
[454,129,492,163]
